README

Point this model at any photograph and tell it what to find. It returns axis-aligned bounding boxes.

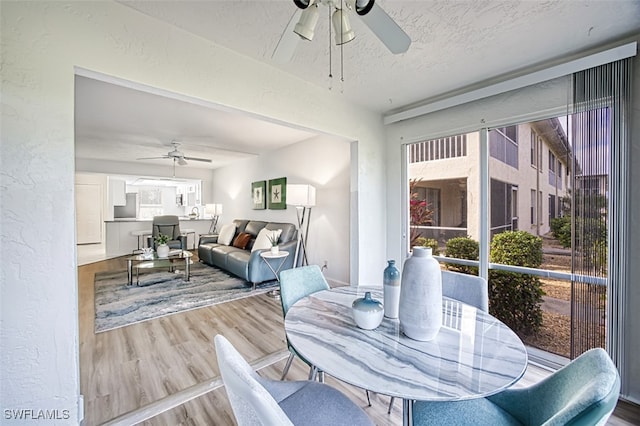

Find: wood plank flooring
[79,253,640,425]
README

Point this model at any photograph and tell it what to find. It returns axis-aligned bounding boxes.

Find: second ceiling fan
[136,141,212,166]
[273,0,411,63]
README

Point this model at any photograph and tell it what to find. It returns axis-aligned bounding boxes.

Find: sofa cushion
[232,219,250,234]
[265,222,297,243]
[245,221,267,237]
[252,228,283,252]
[218,223,237,245]
[232,232,252,250]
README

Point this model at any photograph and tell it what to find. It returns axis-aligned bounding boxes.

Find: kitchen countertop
[106,218,211,222]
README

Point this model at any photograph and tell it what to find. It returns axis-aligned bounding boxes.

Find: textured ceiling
[76,0,640,170]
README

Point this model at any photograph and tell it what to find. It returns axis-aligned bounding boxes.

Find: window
[490,126,518,168]
[138,188,163,219]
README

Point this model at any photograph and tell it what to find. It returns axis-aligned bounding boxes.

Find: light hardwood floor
[79,254,640,425]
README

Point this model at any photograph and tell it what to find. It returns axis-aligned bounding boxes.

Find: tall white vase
[399,247,442,341]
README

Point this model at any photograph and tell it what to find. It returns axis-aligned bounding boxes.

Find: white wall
[212,134,352,285]
[1,1,385,420]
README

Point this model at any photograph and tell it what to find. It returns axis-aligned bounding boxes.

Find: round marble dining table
[284,286,528,426]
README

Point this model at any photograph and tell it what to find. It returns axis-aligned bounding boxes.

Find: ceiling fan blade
[357,3,411,54]
[182,156,212,163]
[272,9,303,63]
[136,156,169,160]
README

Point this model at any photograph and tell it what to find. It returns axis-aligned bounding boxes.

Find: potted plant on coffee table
[267,234,280,254]
[154,233,171,258]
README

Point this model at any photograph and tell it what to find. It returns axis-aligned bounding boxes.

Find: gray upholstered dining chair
[388,269,489,413]
[412,347,620,425]
[214,334,374,426]
[148,215,187,250]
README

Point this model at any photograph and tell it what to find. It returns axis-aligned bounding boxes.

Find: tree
[409,179,433,247]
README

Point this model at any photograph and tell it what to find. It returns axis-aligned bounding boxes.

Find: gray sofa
[198,219,298,288]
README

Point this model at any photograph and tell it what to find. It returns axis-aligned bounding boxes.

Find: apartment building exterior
[409,117,571,245]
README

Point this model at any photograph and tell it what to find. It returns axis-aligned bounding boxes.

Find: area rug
[94,262,278,333]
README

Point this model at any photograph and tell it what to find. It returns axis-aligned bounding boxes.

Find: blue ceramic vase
[383,260,401,318]
[352,291,384,330]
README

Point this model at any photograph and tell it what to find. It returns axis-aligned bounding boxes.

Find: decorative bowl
[352,291,384,330]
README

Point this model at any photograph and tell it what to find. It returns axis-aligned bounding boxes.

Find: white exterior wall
[0,1,385,420]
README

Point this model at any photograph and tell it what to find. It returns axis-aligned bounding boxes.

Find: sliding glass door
[405,109,612,363]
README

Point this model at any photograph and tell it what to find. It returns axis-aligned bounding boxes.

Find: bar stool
[131,230,151,254]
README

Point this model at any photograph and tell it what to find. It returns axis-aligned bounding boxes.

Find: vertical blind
[570,59,632,376]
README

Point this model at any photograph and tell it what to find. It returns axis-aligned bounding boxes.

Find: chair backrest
[151,215,182,240]
[279,265,330,316]
[214,335,294,426]
[441,270,489,312]
[489,347,620,425]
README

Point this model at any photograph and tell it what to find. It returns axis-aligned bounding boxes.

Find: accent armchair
[412,347,620,425]
[148,215,187,250]
[214,334,374,426]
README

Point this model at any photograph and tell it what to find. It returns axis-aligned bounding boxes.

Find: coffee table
[127,250,193,285]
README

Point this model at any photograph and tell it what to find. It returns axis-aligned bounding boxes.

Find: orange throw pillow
[232,232,252,250]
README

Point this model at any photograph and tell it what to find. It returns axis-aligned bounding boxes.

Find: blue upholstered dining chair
[412,347,620,425]
[388,270,489,413]
[278,265,331,381]
[214,334,374,426]
[279,265,373,406]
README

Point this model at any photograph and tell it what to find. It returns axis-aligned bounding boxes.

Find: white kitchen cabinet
[109,178,126,206]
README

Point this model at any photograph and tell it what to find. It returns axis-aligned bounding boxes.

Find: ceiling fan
[136,141,212,166]
[273,0,411,63]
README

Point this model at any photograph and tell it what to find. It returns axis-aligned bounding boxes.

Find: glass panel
[407,132,477,253]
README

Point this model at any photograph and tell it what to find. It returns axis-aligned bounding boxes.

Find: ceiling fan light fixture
[293,0,315,9]
[177,157,187,166]
[332,8,355,45]
[353,0,375,15]
[294,4,320,41]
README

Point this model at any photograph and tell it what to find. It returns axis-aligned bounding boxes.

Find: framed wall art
[268,177,287,209]
[251,180,266,210]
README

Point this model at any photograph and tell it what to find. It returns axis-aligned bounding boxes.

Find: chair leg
[388,396,395,414]
[281,352,295,380]
[309,366,318,381]
[366,390,371,407]
[318,370,325,383]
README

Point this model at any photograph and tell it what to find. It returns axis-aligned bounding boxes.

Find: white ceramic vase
[270,246,279,255]
[398,247,442,341]
[156,244,170,258]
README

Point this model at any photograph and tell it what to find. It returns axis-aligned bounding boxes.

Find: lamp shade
[205,203,223,216]
[286,184,316,207]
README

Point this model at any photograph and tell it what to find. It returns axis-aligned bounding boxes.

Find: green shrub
[489,231,544,335]
[414,237,440,255]
[444,237,478,274]
[550,216,571,248]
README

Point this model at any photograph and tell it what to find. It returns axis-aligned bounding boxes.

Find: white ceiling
[75,0,640,170]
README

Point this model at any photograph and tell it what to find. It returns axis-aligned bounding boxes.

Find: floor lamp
[205,203,223,234]
[286,184,316,268]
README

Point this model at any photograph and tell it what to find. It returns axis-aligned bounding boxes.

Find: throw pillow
[252,228,283,252]
[218,223,236,246]
[232,232,252,250]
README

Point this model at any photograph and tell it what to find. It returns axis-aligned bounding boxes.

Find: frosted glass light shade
[286,184,316,207]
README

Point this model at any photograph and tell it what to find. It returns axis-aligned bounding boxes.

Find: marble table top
[284,286,528,402]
